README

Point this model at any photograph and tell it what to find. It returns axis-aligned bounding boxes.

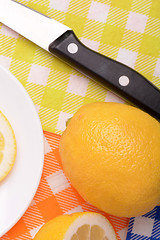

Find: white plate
[0,65,44,237]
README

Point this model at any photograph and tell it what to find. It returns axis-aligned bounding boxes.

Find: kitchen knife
[0,0,160,120]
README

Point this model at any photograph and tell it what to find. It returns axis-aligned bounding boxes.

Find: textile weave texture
[127,206,160,240]
[0,0,159,239]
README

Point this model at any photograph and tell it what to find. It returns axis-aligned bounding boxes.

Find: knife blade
[0,0,160,120]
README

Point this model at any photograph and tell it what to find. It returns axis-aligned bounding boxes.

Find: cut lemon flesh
[34,212,117,240]
[71,224,108,240]
[0,111,16,181]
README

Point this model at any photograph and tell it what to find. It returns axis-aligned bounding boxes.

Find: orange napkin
[0,131,129,240]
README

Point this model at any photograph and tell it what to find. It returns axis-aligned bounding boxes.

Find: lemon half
[34,212,117,240]
[0,111,16,181]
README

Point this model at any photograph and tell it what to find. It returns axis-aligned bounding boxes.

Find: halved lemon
[0,111,16,182]
[34,212,117,240]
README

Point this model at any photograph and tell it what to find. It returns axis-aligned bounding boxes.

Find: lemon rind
[0,111,17,181]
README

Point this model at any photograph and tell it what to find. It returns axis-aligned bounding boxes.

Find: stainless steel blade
[0,0,70,51]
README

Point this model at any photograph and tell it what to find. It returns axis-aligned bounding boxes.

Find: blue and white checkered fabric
[126,206,160,240]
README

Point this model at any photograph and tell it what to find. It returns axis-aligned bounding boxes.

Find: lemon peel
[60,102,160,217]
[0,111,16,181]
[34,212,117,240]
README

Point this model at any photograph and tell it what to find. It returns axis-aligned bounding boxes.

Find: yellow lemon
[59,102,160,217]
[34,212,117,240]
[0,111,16,181]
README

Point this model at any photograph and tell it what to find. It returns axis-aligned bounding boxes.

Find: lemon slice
[0,111,16,181]
[34,212,117,240]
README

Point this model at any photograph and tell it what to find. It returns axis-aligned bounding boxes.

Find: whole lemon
[59,102,160,217]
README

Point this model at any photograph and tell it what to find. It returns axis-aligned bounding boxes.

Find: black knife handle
[49,30,160,120]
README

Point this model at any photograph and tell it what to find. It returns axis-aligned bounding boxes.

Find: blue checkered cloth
[126,206,160,240]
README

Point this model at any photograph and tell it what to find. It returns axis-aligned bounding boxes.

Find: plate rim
[0,65,44,237]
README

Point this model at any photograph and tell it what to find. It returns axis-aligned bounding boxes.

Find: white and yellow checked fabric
[0,0,159,135]
[0,0,160,239]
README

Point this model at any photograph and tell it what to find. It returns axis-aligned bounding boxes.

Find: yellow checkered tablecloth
[0,0,160,135]
[0,0,160,239]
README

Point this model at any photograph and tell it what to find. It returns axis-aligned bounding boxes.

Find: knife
[0,0,160,120]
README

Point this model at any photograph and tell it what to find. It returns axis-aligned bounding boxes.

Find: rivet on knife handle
[49,30,160,121]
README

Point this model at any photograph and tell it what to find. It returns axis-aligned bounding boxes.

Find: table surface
[0,0,159,239]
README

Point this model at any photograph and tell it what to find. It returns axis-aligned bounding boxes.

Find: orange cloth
[1,131,129,240]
